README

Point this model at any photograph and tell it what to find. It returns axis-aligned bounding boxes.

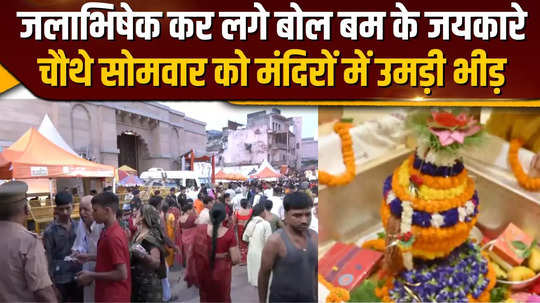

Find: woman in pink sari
[185,203,240,302]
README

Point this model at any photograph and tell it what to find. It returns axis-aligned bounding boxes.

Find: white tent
[251,159,280,176]
[38,114,78,155]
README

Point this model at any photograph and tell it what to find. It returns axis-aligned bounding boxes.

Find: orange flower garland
[380,200,477,259]
[374,278,394,303]
[318,274,350,303]
[319,121,356,186]
[392,167,475,213]
[407,154,468,190]
[508,138,540,191]
[361,239,386,251]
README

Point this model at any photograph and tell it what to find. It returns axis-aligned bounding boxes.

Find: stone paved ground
[169,264,259,303]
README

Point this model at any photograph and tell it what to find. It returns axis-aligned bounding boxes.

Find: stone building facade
[0,99,207,173]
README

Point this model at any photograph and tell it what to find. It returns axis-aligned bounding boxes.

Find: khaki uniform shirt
[0,221,52,302]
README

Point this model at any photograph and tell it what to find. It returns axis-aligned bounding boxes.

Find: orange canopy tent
[0,128,115,179]
[215,170,247,181]
[251,167,281,180]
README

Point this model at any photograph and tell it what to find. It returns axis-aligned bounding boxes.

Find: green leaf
[349,280,381,302]
[512,240,528,250]
[489,285,509,302]
[522,240,537,259]
[340,118,354,123]
[376,232,386,239]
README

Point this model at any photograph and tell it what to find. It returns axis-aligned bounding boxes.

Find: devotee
[130,189,142,210]
[168,199,183,266]
[485,110,540,178]
[71,195,104,302]
[231,187,244,212]
[243,203,272,287]
[180,202,198,274]
[252,185,264,207]
[166,187,178,209]
[196,195,214,225]
[149,195,175,301]
[258,192,317,303]
[222,192,233,217]
[264,198,284,232]
[0,181,57,302]
[130,204,167,302]
[194,191,205,215]
[233,198,252,265]
[44,191,83,302]
[186,203,240,302]
[75,192,131,302]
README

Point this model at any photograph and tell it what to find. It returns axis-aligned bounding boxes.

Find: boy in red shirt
[76,192,131,302]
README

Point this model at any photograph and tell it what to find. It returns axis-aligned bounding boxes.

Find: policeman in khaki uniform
[0,181,57,302]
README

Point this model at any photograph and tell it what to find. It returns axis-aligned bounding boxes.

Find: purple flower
[389,199,403,216]
[383,175,392,196]
[412,211,432,227]
[413,152,464,176]
[442,208,459,226]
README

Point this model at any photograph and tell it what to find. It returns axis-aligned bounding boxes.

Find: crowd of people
[0,177,318,303]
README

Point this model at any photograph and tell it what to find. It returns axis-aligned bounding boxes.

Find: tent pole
[49,179,53,201]
[211,154,215,184]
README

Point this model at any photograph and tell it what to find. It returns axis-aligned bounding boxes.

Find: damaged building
[218,108,303,169]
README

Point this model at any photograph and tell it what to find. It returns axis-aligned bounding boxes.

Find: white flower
[425,150,458,167]
[386,191,396,204]
[400,201,413,233]
[458,207,467,222]
[431,213,445,228]
[465,201,475,215]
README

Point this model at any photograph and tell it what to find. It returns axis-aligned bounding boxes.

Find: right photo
[317,108,540,303]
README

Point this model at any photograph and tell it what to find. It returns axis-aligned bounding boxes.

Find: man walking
[258,192,317,303]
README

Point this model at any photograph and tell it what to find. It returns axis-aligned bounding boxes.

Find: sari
[235,208,252,264]
[180,213,197,268]
[167,207,182,266]
[185,224,237,303]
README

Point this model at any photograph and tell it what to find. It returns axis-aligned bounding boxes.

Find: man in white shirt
[71,195,104,302]
[195,196,215,225]
[231,188,244,212]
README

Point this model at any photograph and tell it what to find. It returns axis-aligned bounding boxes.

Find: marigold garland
[397,160,468,200]
[508,139,540,191]
[407,154,468,189]
[361,239,386,251]
[374,278,395,303]
[392,168,475,213]
[319,122,356,186]
[381,200,477,259]
[318,274,351,303]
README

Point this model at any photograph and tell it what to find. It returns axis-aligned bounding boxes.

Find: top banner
[1,0,539,101]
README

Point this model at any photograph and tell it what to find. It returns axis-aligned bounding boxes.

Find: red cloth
[185,225,237,303]
[128,216,137,240]
[94,222,131,302]
[235,209,252,264]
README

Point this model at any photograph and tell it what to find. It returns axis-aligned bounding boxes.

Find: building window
[296,143,300,148]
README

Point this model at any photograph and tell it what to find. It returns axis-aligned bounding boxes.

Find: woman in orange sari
[233,198,252,265]
[185,203,240,302]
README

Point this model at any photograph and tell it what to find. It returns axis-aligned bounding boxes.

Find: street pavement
[169,264,259,303]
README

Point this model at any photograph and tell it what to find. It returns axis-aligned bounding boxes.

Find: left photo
[0,93,318,303]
